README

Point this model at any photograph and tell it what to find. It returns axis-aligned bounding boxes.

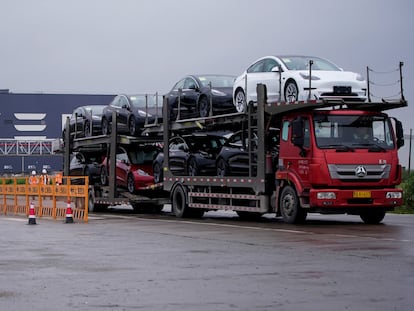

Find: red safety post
[65,200,74,224]
[28,202,37,225]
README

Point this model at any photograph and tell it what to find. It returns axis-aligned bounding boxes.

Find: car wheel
[100,166,108,185]
[127,174,135,194]
[198,97,210,118]
[102,118,110,135]
[188,158,199,176]
[169,103,177,121]
[153,162,163,183]
[284,80,298,102]
[216,158,229,177]
[128,117,138,136]
[234,89,247,113]
[83,167,91,184]
[84,121,91,137]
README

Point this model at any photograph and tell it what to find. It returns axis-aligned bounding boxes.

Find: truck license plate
[353,191,371,198]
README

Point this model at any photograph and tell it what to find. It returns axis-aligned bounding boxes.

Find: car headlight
[136,169,149,176]
[317,192,336,199]
[138,110,152,117]
[211,89,227,96]
[356,74,365,81]
[299,73,320,80]
[386,192,402,199]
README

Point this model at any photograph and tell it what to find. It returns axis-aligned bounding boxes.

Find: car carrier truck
[161,84,406,224]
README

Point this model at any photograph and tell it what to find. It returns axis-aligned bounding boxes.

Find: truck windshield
[313,114,395,150]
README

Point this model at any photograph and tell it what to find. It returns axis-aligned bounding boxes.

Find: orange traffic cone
[65,200,74,223]
[28,202,37,225]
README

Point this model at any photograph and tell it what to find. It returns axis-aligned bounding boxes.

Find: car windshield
[185,135,227,151]
[197,75,235,88]
[86,106,105,114]
[279,56,341,71]
[313,113,395,150]
[129,95,161,108]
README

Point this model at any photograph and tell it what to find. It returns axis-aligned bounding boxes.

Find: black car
[165,74,236,120]
[216,129,279,176]
[101,94,161,136]
[69,152,103,184]
[63,105,106,139]
[153,133,228,183]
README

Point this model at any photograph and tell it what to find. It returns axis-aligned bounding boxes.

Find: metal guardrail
[0,176,89,222]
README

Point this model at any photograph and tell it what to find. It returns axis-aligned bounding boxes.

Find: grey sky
[1,0,413,164]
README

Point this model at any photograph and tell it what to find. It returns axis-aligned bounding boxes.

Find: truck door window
[281,121,289,141]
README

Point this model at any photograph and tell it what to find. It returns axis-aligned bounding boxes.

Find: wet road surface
[1,209,413,311]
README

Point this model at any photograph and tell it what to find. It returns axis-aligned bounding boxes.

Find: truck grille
[327,164,390,182]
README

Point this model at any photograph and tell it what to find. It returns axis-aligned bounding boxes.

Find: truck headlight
[386,192,402,199]
[317,192,336,199]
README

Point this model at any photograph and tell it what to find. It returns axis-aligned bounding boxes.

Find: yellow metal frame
[0,176,89,223]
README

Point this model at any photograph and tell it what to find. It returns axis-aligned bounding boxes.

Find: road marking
[134,217,412,243]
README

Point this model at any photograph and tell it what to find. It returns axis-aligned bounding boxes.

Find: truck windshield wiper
[351,143,386,152]
[322,144,354,152]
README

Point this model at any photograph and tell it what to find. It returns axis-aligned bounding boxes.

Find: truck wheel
[360,210,386,224]
[172,185,189,218]
[198,97,210,118]
[279,185,307,224]
[88,190,96,212]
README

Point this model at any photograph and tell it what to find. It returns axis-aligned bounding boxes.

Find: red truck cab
[276,107,404,224]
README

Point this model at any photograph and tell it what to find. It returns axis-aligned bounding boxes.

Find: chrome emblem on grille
[355,165,367,178]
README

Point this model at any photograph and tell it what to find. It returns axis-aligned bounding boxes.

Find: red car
[100,146,157,193]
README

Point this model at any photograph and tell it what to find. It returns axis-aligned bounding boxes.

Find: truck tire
[172,184,189,218]
[279,185,307,224]
[88,190,96,212]
[360,210,386,224]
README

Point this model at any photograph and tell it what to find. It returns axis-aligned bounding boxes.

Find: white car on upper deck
[233,55,367,113]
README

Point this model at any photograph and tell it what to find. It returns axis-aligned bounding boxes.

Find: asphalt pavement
[0,211,413,311]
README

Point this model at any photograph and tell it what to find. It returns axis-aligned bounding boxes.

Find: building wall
[0,92,115,174]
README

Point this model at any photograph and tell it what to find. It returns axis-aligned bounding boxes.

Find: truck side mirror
[291,117,304,147]
[395,119,404,149]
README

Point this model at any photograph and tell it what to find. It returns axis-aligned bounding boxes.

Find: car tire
[83,166,91,185]
[153,162,163,184]
[102,118,110,135]
[188,158,199,176]
[234,89,247,113]
[100,166,108,186]
[84,121,91,137]
[127,174,135,194]
[216,158,229,177]
[198,97,210,118]
[284,80,299,102]
[128,117,138,136]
